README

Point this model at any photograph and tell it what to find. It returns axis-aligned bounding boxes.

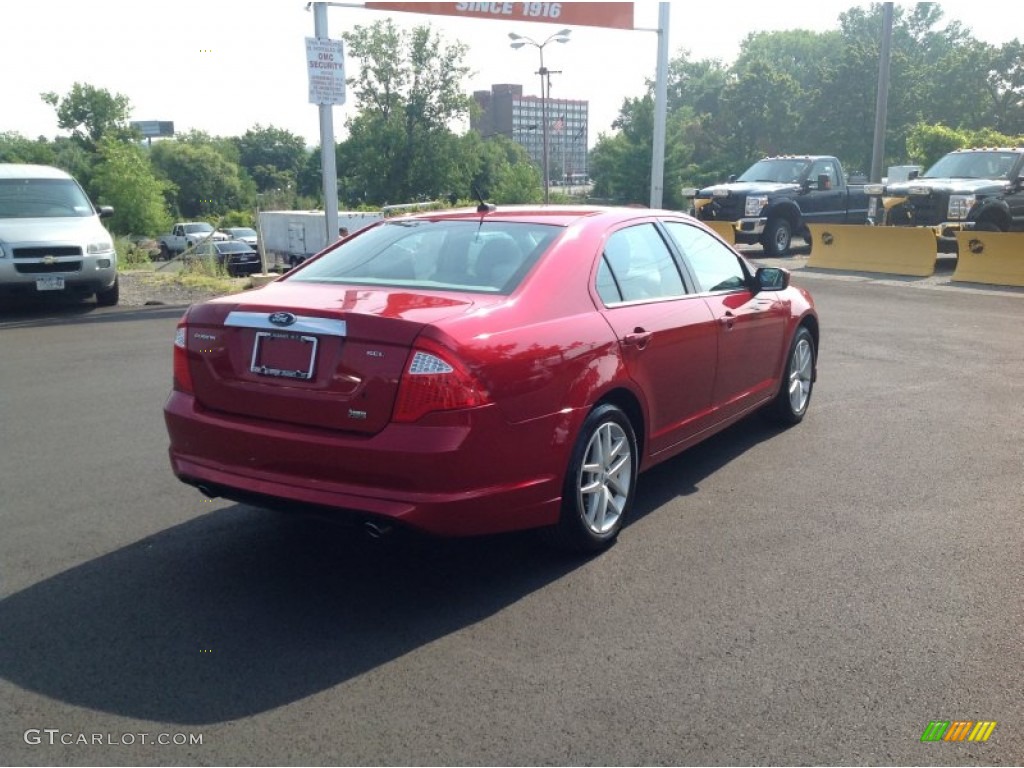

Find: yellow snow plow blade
[703,221,736,244]
[952,232,1024,287]
[806,224,937,277]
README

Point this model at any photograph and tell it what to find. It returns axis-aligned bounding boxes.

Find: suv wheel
[95,276,119,307]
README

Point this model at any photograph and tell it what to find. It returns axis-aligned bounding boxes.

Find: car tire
[541,403,638,553]
[764,325,815,425]
[159,243,171,261]
[95,276,120,307]
[762,218,792,256]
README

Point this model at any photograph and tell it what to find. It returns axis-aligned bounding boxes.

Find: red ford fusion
[164,205,818,551]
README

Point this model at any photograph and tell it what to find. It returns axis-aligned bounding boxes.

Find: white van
[0,164,119,305]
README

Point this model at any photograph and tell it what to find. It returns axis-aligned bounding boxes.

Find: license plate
[36,276,65,291]
[250,332,318,380]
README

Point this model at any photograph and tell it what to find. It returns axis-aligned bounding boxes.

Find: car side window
[809,160,838,188]
[663,221,749,293]
[596,223,687,305]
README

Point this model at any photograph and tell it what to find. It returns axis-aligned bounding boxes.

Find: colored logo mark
[921,721,997,742]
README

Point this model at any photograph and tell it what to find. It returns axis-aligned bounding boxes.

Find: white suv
[0,164,119,305]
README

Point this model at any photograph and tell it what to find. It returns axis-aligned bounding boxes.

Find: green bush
[219,209,256,228]
[906,123,1024,169]
[115,236,152,269]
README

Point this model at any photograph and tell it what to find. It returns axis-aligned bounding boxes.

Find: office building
[472,84,589,184]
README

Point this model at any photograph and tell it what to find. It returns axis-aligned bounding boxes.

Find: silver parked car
[219,227,259,249]
[0,164,119,305]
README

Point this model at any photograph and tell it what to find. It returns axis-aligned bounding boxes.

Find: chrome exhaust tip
[197,484,218,499]
[364,520,393,539]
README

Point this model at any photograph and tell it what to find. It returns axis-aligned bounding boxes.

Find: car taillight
[173,323,194,394]
[392,340,488,423]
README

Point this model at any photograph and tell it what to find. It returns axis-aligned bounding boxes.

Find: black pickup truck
[865,147,1024,252]
[686,155,869,256]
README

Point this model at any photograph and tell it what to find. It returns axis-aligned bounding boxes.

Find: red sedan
[164,205,818,551]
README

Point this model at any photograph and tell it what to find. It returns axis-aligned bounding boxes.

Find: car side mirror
[727,174,737,183]
[97,205,115,218]
[754,266,790,292]
[908,169,920,180]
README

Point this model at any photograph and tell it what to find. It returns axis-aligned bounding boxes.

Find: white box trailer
[258,210,384,265]
[886,165,924,183]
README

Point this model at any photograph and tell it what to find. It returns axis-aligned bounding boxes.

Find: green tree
[339,20,472,204]
[590,95,693,208]
[49,136,98,198]
[0,132,56,165]
[149,139,247,218]
[40,83,135,151]
[456,131,541,204]
[985,40,1024,134]
[492,161,543,204]
[905,123,1024,168]
[904,123,971,167]
[91,138,171,235]
[234,125,309,193]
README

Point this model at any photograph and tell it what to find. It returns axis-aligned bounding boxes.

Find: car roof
[386,204,687,228]
[948,147,1024,153]
[760,155,828,161]
[0,163,75,180]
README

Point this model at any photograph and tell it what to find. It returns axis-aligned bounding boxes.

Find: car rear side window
[289,219,562,294]
[663,221,748,293]
[596,223,687,304]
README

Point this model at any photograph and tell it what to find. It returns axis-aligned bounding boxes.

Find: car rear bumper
[164,391,576,537]
[227,258,261,275]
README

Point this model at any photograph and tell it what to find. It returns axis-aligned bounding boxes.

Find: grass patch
[129,268,249,296]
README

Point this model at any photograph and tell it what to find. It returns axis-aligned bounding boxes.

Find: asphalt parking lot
[1,265,1022,766]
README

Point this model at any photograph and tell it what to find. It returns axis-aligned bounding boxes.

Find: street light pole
[510,29,571,205]
[539,46,549,202]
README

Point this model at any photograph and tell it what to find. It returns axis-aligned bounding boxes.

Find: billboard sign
[130,121,174,138]
[363,2,634,30]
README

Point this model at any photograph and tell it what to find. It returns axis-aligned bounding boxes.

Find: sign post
[308,4,344,245]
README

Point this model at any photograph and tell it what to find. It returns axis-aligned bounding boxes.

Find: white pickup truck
[157,221,227,259]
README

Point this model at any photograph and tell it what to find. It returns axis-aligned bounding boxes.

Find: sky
[0,1,1018,150]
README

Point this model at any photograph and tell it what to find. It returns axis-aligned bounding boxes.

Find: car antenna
[472,184,495,215]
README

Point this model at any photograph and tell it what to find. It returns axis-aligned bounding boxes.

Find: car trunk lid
[182,282,484,434]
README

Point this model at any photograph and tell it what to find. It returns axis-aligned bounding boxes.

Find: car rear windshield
[0,178,95,218]
[287,219,563,294]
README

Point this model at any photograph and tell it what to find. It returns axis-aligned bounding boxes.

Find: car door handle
[623,329,652,349]
[719,311,736,328]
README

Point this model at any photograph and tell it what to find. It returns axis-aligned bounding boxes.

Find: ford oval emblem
[268,312,296,327]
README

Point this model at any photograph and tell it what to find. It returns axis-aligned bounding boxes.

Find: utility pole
[870,2,894,183]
